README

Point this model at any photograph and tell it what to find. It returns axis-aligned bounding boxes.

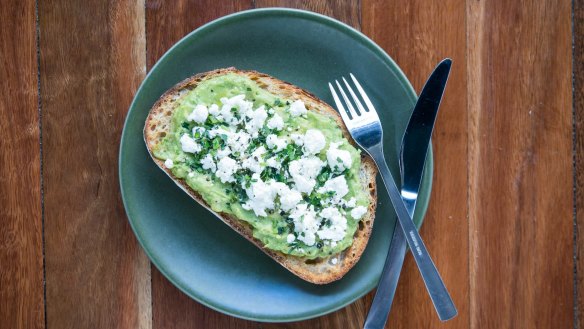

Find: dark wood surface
[467,2,573,328]
[39,1,150,328]
[576,0,584,327]
[0,1,44,329]
[0,0,577,328]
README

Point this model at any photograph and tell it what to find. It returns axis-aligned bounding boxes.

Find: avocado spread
[153,74,369,259]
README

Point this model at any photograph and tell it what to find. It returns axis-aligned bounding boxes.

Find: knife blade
[364,58,455,329]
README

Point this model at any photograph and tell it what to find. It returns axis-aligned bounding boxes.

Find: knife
[364,59,455,328]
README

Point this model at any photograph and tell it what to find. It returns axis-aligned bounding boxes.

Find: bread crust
[144,68,377,284]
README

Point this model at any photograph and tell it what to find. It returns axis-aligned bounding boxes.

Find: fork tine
[350,73,376,112]
[342,77,366,115]
[329,83,352,123]
[335,80,359,118]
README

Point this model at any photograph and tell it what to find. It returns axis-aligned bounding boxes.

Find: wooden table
[1,0,578,328]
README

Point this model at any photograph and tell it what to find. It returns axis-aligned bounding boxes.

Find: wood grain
[575,0,584,327]
[146,2,254,329]
[0,0,44,328]
[255,0,360,29]
[39,1,150,328]
[146,0,254,69]
[467,1,573,328]
[361,1,470,328]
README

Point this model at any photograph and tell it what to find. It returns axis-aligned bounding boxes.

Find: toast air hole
[358,221,365,231]
[150,124,156,131]
[159,132,166,138]
[305,258,322,265]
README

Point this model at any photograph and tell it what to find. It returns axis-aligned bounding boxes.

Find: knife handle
[368,147,457,324]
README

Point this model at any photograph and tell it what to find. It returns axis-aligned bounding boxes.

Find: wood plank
[361,1,470,328]
[467,1,573,328]
[0,1,44,328]
[255,0,360,28]
[577,0,584,325]
[146,0,254,69]
[146,2,254,329]
[39,1,150,328]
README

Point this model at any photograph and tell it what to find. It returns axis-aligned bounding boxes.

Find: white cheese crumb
[245,105,268,136]
[290,203,319,246]
[164,159,174,169]
[227,131,251,153]
[244,180,276,217]
[290,133,304,146]
[265,157,281,170]
[345,197,357,208]
[289,100,308,116]
[201,154,216,173]
[243,176,289,217]
[216,157,239,183]
[326,141,353,171]
[241,146,266,173]
[268,108,275,115]
[208,104,219,116]
[187,104,208,123]
[269,181,302,211]
[266,134,287,152]
[279,188,303,212]
[351,206,368,220]
[288,156,324,194]
[318,175,349,202]
[266,113,284,130]
[287,234,296,243]
[215,147,232,160]
[219,94,252,125]
[331,258,338,265]
[317,207,348,242]
[303,129,326,154]
[180,134,201,153]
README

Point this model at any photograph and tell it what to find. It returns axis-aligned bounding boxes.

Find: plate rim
[119,7,433,322]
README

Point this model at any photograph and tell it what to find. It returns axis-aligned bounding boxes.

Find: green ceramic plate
[119,8,432,322]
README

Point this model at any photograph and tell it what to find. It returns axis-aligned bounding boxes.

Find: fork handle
[364,217,408,329]
[368,145,457,323]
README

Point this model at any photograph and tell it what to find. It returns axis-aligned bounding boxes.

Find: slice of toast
[144,68,377,284]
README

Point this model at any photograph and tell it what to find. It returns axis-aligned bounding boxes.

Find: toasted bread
[144,68,377,284]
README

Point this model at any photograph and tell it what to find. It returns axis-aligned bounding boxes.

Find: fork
[329,75,456,326]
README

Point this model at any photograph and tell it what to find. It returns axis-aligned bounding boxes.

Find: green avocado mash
[153,74,369,259]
